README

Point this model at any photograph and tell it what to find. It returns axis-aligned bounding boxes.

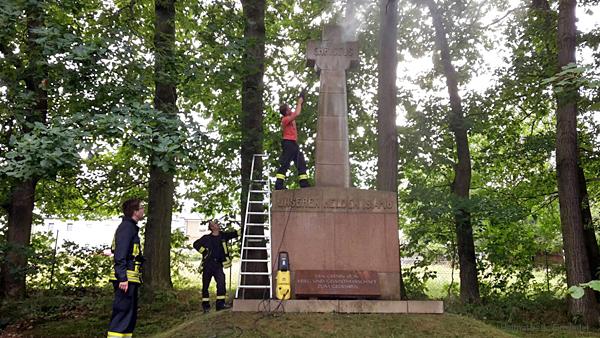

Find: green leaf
[582,280,600,292]
[568,285,585,299]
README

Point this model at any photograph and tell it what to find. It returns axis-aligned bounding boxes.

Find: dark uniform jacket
[111,217,143,283]
[193,231,238,267]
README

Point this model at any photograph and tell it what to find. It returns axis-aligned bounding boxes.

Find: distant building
[184,218,207,244]
[34,213,209,248]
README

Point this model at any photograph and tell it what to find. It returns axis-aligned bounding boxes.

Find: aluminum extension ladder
[235,154,273,299]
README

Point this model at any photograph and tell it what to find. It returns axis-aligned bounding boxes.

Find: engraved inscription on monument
[274,195,395,212]
[309,44,357,59]
[295,270,380,298]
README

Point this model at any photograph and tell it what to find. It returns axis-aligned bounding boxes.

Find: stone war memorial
[234,25,442,314]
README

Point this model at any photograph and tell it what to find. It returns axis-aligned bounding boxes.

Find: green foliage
[542,63,600,96]
[568,280,600,299]
[27,232,112,289]
[448,291,570,326]
[170,229,196,287]
[402,263,441,299]
[0,287,202,336]
[2,122,83,180]
[0,228,111,290]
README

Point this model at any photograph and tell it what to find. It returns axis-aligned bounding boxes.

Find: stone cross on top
[306,25,359,188]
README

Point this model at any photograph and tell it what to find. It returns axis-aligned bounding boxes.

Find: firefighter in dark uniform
[193,219,238,312]
[275,90,310,190]
[107,198,145,338]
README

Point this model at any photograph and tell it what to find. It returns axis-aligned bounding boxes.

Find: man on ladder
[275,90,310,190]
[193,219,238,312]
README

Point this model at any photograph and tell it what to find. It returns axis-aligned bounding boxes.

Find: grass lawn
[2,287,600,338]
[154,311,515,338]
[2,261,598,337]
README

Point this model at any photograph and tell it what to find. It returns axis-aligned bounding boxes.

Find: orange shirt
[281,113,298,141]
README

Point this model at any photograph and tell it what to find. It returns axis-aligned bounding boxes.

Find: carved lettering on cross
[306,25,359,72]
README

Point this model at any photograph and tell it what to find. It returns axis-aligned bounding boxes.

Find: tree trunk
[555,0,598,326]
[377,0,399,193]
[1,180,37,299]
[377,0,406,300]
[530,0,600,291]
[239,0,266,299]
[144,166,175,290]
[240,0,265,229]
[0,1,47,300]
[143,0,177,291]
[426,0,480,303]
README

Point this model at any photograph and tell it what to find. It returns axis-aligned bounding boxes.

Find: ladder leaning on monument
[235,154,273,299]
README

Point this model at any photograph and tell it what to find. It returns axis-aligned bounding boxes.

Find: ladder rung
[245,235,268,238]
[237,285,271,289]
[245,223,269,226]
[247,239,268,244]
[252,179,268,183]
[241,247,269,250]
[241,259,270,263]
[249,201,268,204]
[249,190,270,193]
[247,211,269,215]
[240,272,271,275]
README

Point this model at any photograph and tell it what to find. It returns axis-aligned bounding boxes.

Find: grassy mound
[3,288,600,337]
[154,311,513,338]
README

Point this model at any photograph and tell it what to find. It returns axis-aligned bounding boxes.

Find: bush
[170,228,197,288]
[26,232,112,290]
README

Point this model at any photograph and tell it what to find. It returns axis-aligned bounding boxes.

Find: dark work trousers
[107,281,139,337]
[201,260,226,310]
[275,140,308,189]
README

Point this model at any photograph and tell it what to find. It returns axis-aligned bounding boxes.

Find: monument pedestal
[270,187,400,300]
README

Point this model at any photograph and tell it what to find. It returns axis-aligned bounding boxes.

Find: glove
[299,89,307,100]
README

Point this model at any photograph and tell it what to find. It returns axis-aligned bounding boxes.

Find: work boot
[202,300,210,313]
[275,178,285,190]
[299,179,310,188]
[216,300,230,311]
[216,304,231,311]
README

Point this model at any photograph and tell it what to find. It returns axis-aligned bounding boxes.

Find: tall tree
[425,0,480,303]
[238,0,266,299]
[530,0,600,289]
[377,0,399,193]
[0,0,47,299]
[377,0,406,299]
[143,0,177,291]
[240,0,265,226]
[554,0,598,325]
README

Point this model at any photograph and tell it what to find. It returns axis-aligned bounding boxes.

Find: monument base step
[232,299,443,314]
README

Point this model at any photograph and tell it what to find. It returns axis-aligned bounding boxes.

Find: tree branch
[482,6,528,30]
